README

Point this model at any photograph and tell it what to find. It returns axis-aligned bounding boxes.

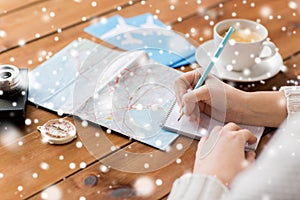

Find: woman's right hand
[174,68,249,124]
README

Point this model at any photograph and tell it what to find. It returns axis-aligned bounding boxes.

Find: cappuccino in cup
[214,19,276,71]
[220,28,261,43]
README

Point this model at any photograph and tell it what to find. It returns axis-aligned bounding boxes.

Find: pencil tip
[177,112,183,121]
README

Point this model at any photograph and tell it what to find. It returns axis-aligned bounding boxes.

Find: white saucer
[195,40,284,82]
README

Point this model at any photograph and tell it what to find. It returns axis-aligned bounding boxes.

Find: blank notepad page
[161,102,265,150]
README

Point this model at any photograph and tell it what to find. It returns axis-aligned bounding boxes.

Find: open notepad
[161,101,265,150]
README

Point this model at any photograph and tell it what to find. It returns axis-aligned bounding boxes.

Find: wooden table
[0,0,299,199]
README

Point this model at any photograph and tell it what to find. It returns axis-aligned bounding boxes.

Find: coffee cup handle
[259,41,277,60]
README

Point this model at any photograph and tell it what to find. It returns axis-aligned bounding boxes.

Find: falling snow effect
[41,186,62,200]
[134,176,155,197]
[0,0,299,199]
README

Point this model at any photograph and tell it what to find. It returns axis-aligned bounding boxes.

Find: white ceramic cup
[214,19,276,71]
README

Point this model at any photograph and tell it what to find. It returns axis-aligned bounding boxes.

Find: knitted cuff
[280,86,300,117]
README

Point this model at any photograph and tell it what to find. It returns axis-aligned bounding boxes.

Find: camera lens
[0,71,12,79]
[0,65,23,95]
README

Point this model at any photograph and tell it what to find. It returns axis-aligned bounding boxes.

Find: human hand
[174,68,249,123]
[193,122,257,186]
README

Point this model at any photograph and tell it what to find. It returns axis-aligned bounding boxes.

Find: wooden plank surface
[0,0,43,15]
[0,0,216,66]
[0,0,212,198]
[171,0,300,92]
[235,53,300,92]
[0,0,133,52]
[0,0,223,53]
[0,117,130,199]
[29,137,197,199]
[0,0,299,199]
[172,0,300,58]
[0,104,58,147]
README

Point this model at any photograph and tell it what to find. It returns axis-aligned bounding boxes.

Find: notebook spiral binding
[160,99,177,127]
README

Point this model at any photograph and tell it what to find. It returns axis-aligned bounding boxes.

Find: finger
[174,77,190,107]
[196,136,209,158]
[184,69,203,87]
[182,85,210,114]
[174,69,204,97]
[175,69,214,116]
[182,110,202,124]
[182,91,198,116]
[188,114,197,122]
[194,135,208,172]
[192,85,211,103]
[188,105,202,122]
[245,151,256,164]
[178,70,202,88]
[196,116,202,124]
[199,102,212,117]
[198,136,208,149]
[176,68,216,98]
[223,122,241,131]
[174,71,199,105]
[238,129,257,145]
[210,125,223,136]
[197,126,222,159]
[241,151,256,170]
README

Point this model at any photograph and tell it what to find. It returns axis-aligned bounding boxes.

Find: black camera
[0,64,28,121]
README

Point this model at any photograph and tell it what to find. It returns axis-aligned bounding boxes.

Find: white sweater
[168,86,300,200]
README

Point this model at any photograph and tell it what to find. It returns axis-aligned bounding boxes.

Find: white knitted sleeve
[279,86,300,117]
[168,173,228,200]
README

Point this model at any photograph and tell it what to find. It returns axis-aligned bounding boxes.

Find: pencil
[177,109,184,121]
[177,26,235,121]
